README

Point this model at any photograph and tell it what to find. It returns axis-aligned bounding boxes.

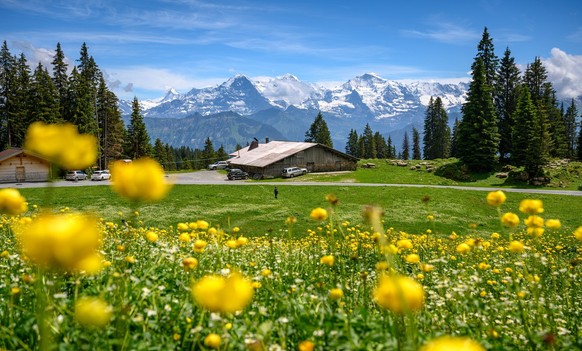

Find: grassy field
[18,183,582,238]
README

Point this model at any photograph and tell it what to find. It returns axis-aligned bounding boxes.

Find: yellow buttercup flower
[0,188,28,215]
[373,274,425,313]
[396,239,413,249]
[329,288,344,300]
[420,336,484,351]
[196,220,209,230]
[310,207,328,221]
[74,297,112,328]
[545,219,561,230]
[13,212,102,273]
[486,190,506,207]
[193,239,207,253]
[182,257,198,270]
[146,231,158,242]
[519,199,544,214]
[191,272,254,313]
[204,333,221,349]
[508,240,525,253]
[524,215,544,228]
[320,255,334,266]
[24,122,97,170]
[456,243,471,254]
[110,158,171,202]
[405,254,420,264]
[574,226,582,241]
[298,340,315,351]
[501,212,520,228]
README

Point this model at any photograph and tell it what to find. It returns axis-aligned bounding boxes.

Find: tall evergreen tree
[577,115,582,161]
[423,97,434,159]
[412,127,422,160]
[216,145,228,161]
[0,41,16,148]
[96,77,125,168]
[423,97,451,159]
[202,137,216,163]
[401,132,410,160]
[304,111,333,147]
[51,42,69,121]
[153,138,168,169]
[457,58,499,171]
[6,54,32,147]
[345,129,359,157]
[564,99,578,158]
[374,131,387,159]
[66,66,98,135]
[125,97,151,159]
[474,27,499,87]
[495,47,521,161]
[450,118,460,158]
[386,136,394,159]
[359,123,376,158]
[511,85,548,177]
[29,63,60,124]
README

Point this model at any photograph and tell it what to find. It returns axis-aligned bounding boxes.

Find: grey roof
[229,141,317,168]
[0,147,51,163]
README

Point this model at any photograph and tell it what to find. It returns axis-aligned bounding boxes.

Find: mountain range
[120,73,472,151]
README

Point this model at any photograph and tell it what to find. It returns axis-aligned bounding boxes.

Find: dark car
[227,169,249,180]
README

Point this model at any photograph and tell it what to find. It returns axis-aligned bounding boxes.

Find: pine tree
[96,77,125,168]
[6,54,32,147]
[153,138,168,169]
[374,131,387,159]
[359,123,376,158]
[474,27,498,87]
[457,58,499,171]
[0,41,16,148]
[412,128,422,160]
[495,47,521,161]
[386,136,394,159]
[577,117,582,161]
[125,97,151,159]
[423,97,450,159]
[450,118,460,158]
[202,137,216,163]
[345,129,359,157]
[29,63,60,124]
[216,145,228,161]
[52,42,69,121]
[305,111,333,147]
[401,132,410,160]
[564,99,578,159]
[165,143,176,171]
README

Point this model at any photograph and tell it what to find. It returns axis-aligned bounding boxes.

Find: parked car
[208,161,229,170]
[227,169,249,180]
[282,167,308,178]
[65,170,87,181]
[91,170,111,181]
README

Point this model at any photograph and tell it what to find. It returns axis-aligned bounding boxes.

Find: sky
[1,0,581,101]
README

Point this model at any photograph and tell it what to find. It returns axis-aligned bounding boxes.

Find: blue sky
[1,0,581,100]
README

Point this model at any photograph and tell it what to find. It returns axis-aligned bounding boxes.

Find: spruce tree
[202,137,216,163]
[386,136,394,159]
[457,58,499,171]
[96,77,125,168]
[29,63,60,124]
[125,97,151,159]
[305,111,333,147]
[577,117,582,161]
[52,42,69,121]
[345,129,359,157]
[360,123,376,158]
[495,47,521,161]
[450,118,460,158]
[216,145,228,161]
[564,99,578,158]
[474,27,498,87]
[374,131,387,159]
[412,127,422,160]
[0,41,16,148]
[153,138,168,169]
[401,132,410,160]
[423,97,434,159]
[7,54,32,147]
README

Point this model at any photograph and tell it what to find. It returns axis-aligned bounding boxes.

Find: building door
[15,166,25,182]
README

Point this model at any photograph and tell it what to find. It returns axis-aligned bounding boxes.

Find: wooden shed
[0,148,51,183]
[228,140,358,179]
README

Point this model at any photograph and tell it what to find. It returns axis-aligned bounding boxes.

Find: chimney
[265,137,270,143]
[248,139,259,151]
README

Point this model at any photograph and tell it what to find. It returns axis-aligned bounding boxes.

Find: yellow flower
[310,207,328,221]
[420,336,484,351]
[285,216,297,225]
[110,158,171,202]
[179,233,191,242]
[177,222,189,231]
[24,122,97,170]
[575,226,582,241]
[298,340,315,351]
[527,227,544,237]
[524,215,544,228]
[320,255,334,266]
[396,239,413,249]
[329,288,344,300]
[74,297,112,328]
[226,240,239,249]
[204,333,221,349]
[13,212,102,273]
[456,243,471,254]
[182,257,198,270]
[486,190,506,207]
[490,232,500,240]
[232,226,240,233]
[208,227,218,236]
[0,188,28,215]
[420,263,435,273]
[193,239,207,253]
[146,231,158,242]
[236,236,248,246]
[191,272,254,313]
[405,254,420,264]
[261,268,272,277]
[501,212,520,228]
[426,214,434,221]
[508,240,525,253]
[519,199,544,214]
[373,274,425,313]
[196,220,209,230]
[545,219,561,230]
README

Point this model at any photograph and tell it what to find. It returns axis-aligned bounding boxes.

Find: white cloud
[542,48,582,99]
[401,23,480,45]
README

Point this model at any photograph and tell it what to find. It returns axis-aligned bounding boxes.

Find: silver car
[282,167,308,178]
[65,170,87,181]
[208,161,229,170]
[91,170,111,181]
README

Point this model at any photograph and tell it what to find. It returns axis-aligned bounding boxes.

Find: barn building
[228,140,358,179]
[0,148,51,183]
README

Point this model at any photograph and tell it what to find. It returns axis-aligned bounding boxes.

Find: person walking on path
[274,186,279,199]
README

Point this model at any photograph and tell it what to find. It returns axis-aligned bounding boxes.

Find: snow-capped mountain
[121,73,469,120]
